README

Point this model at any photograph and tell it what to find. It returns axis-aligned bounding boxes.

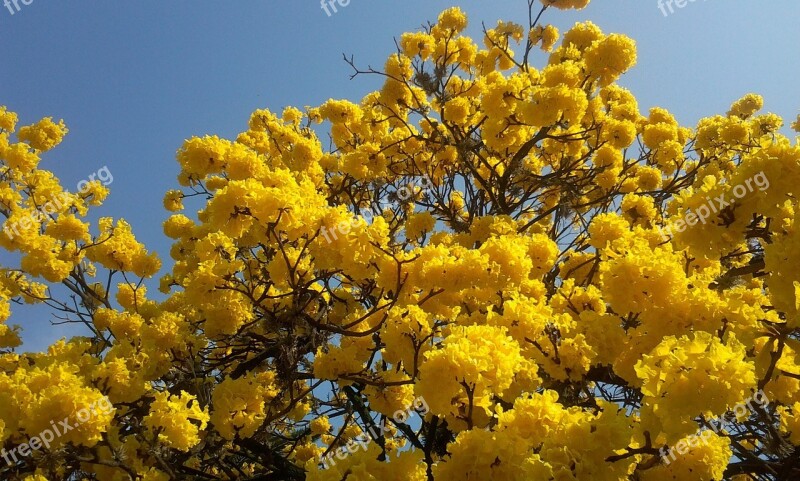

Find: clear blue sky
[1,0,798,351]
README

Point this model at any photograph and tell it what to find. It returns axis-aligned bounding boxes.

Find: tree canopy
[2,1,800,480]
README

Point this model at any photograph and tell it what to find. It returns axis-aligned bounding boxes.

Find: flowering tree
[2,1,800,480]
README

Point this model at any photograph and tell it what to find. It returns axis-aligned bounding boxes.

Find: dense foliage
[2,0,800,479]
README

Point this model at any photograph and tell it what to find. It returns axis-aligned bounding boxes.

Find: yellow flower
[530,24,560,52]
[635,332,756,441]
[541,0,591,10]
[436,6,468,34]
[310,416,331,436]
[417,325,524,421]
[143,391,208,451]
[728,93,764,119]
[585,33,638,86]
[405,211,436,239]
[210,372,278,440]
[778,402,800,445]
[0,106,19,131]
[18,117,68,151]
[163,189,184,211]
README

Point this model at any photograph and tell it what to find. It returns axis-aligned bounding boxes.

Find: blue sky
[1,0,798,351]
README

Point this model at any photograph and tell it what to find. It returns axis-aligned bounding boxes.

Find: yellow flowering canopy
[2,1,800,480]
